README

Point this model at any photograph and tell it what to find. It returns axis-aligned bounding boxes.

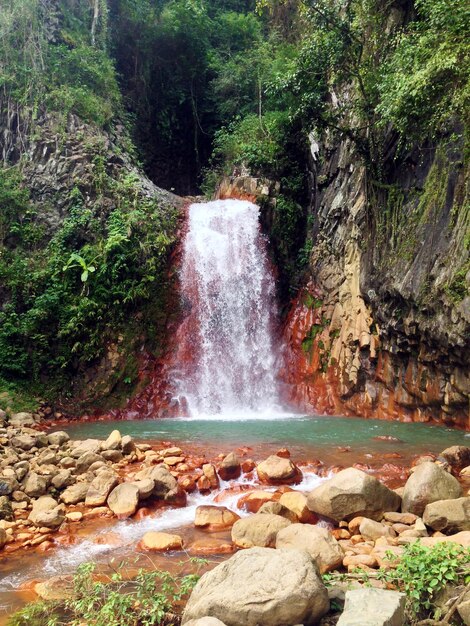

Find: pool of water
[64,415,469,465]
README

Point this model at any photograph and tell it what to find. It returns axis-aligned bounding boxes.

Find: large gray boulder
[182,547,329,626]
[337,588,406,626]
[423,497,470,533]
[231,514,291,548]
[9,412,36,428]
[275,523,344,573]
[85,471,119,507]
[60,482,89,505]
[307,468,401,522]
[402,462,462,516]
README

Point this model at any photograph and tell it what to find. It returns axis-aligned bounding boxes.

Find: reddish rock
[241,459,256,473]
[179,475,197,492]
[188,538,235,556]
[237,491,277,513]
[257,456,302,485]
[194,505,240,531]
[276,448,291,459]
[197,475,211,493]
[218,452,241,481]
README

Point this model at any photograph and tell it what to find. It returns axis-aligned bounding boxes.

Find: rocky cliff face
[282,131,469,429]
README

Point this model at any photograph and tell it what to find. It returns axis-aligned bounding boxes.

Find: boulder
[29,496,65,528]
[132,478,155,500]
[256,456,302,485]
[23,472,48,497]
[60,483,89,505]
[257,501,298,522]
[402,462,462,516]
[101,450,123,462]
[231,514,291,548]
[440,446,470,472]
[218,453,241,481]
[107,483,139,519]
[121,435,136,455]
[423,497,470,533]
[70,439,102,459]
[237,490,276,513]
[150,465,179,500]
[9,412,36,428]
[307,468,401,522]
[279,491,316,523]
[76,452,104,474]
[182,547,329,626]
[47,431,70,446]
[139,531,183,551]
[102,430,122,451]
[10,434,36,450]
[337,588,406,626]
[420,531,470,548]
[275,524,344,573]
[194,505,240,531]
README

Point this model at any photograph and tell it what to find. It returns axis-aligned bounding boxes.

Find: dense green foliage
[9,561,201,626]
[0,162,177,388]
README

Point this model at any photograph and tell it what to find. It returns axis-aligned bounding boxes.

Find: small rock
[29,496,65,528]
[256,456,302,485]
[257,501,298,522]
[10,412,36,428]
[237,491,276,513]
[121,435,135,455]
[102,430,122,451]
[202,464,219,489]
[60,483,89,505]
[23,472,48,497]
[47,431,70,446]
[359,518,395,541]
[195,505,240,531]
[279,491,316,523]
[337,588,406,626]
[139,531,183,551]
[218,453,241,481]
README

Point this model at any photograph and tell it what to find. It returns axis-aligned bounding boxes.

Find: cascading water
[172,199,281,417]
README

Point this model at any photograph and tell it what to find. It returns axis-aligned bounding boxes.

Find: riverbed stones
[182,547,329,626]
[23,472,48,497]
[70,439,101,458]
[102,429,121,451]
[275,524,344,573]
[279,491,316,523]
[307,468,401,522]
[359,518,395,541]
[76,452,104,474]
[0,527,7,549]
[401,461,462,516]
[60,482,89,505]
[194,505,240,531]
[9,412,36,428]
[29,496,65,528]
[107,483,139,519]
[423,497,470,533]
[237,490,276,513]
[440,446,470,473]
[47,431,70,446]
[256,455,302,485]
[257,501,298,522]
[218,452,241,481]
[149,465,179,499]
[10,434,36,450]
[139,531,183,551]
[132,478,155,500]
[121,435,136,455]
[0,496,13,521]
[231,513,291,548]
[337,588,406,626]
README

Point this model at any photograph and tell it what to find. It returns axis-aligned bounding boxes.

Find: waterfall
[172,199,280,417]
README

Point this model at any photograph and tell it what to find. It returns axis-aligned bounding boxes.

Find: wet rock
[0,496,13,521]
[218,453,241,481]
[402,462,462,516]
[337,588,406,626]
[237,491,276,513]
[275,524,344,573]
[102,430,121,451]
[139,531,183,551]
[23,472,48,497]
[257,501,298,522]
[202,463,220,489]
[0,528,7,549]
[241,459,256,473]
[423,497,470,533]
[149,465,179,500]
[34,575,75,600]
[182,547,329,626]
[107,483,139,519]
[189,538,236,556]
[279,491,317,523]
[29,496,65,528]
[197,475,211,493]
[307,468,401,522]
[47,431,70,446]
[256,455,302,485]
[9,412,36,428]
[60,482,89,505]
[194,505,240,531]
[231,514,291,548]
